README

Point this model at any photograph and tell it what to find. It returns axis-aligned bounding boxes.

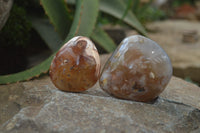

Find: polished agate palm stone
[99,35,172,102]
[50,36,100,92]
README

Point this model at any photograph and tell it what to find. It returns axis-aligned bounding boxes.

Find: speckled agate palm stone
[99,35,172,102]
[50,36,100,92]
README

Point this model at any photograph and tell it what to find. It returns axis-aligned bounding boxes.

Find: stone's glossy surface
[50,36,100,92]
[99,35,173,102]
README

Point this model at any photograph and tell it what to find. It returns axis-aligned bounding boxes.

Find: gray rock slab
[0,54,200,133]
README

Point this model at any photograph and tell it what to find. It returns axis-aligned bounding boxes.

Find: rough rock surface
[0,54,200,133]
[147,20,200,83]
[0,0,13,30]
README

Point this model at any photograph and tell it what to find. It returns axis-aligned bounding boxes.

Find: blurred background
[0,0,200,85]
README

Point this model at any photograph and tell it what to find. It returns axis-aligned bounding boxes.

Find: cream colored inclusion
[149,72,155,79]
